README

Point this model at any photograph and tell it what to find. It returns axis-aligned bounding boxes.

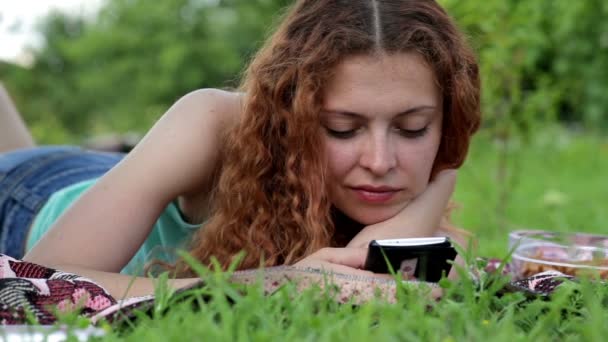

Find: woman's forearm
[0,82,35,152]
[48,263,199,300]
[347,170,457,248]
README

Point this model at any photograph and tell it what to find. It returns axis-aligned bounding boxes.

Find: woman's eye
[397,126,428,138]
[325,127,359,139]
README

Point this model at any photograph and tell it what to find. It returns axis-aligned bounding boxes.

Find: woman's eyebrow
[395,105,438,117]
[323,105,438,118]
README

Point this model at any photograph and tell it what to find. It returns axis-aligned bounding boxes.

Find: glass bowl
[509,229,608,251]
[509,230,608,280]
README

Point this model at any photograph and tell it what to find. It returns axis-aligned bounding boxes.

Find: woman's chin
[345,209,401,226]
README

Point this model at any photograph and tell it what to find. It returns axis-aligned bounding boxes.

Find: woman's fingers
[296,247,367,269]
[294,247,394,279]
[320,263,393,279]
[312,247,367,269]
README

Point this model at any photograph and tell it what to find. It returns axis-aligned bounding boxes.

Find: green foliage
[441,0,608,134]
[2,0,290,142]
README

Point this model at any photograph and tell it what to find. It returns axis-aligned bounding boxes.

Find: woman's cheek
[396,144,439,193]
[325,143,360,177]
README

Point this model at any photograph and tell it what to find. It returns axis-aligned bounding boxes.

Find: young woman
[1,0,480,300]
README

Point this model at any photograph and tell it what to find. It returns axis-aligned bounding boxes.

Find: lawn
[455,125,607,257]
[55,126,608,341]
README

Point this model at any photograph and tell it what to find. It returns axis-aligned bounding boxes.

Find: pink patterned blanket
[0,254,574,326]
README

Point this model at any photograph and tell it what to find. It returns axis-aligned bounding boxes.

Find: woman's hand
[347,169,457,248]
[293,247,389,278]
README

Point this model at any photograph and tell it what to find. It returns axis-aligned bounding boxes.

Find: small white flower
[542,189,568,208]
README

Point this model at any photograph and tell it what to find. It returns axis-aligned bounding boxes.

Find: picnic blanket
[0,254,573,326]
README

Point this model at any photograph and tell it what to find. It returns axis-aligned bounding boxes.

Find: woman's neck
[331,208,365,247]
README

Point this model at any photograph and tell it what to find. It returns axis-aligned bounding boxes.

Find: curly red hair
[176,0,480,274]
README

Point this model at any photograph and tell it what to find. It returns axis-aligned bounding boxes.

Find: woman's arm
[0,82,35,153]
[24,89,241,287]
[47,264,200,299]
[346,170,457,248]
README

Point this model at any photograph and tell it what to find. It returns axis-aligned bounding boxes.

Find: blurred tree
[2,0,290,142]
[442,0,608,133]
[549,0,608,131]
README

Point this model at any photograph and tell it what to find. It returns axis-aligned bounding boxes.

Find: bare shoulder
[165,88,243,129]
[180,88,242,112]
[120,88,243,201]
[137,87,243,153]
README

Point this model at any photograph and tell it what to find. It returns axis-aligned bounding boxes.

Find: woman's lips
[350,187,400,203]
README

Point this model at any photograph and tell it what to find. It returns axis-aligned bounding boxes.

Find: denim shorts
[0,146,124,258]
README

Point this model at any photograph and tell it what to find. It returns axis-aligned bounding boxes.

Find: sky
[0,0,102,65]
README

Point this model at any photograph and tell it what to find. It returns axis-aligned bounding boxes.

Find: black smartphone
[363,237,457,282]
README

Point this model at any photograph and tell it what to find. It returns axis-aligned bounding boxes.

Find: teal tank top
[26,178,201,275]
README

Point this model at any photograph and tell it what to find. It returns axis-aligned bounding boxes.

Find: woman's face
[321,52,442,225]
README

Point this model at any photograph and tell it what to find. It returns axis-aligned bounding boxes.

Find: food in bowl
[509,230,608,251]
[511,240,608,279]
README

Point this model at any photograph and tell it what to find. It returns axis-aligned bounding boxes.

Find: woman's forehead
[322,53,441,115]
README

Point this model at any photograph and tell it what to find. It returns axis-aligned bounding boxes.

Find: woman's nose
[358,134,397,175]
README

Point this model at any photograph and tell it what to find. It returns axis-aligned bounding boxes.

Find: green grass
[57,126,607,341]
[454,126,608,257]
